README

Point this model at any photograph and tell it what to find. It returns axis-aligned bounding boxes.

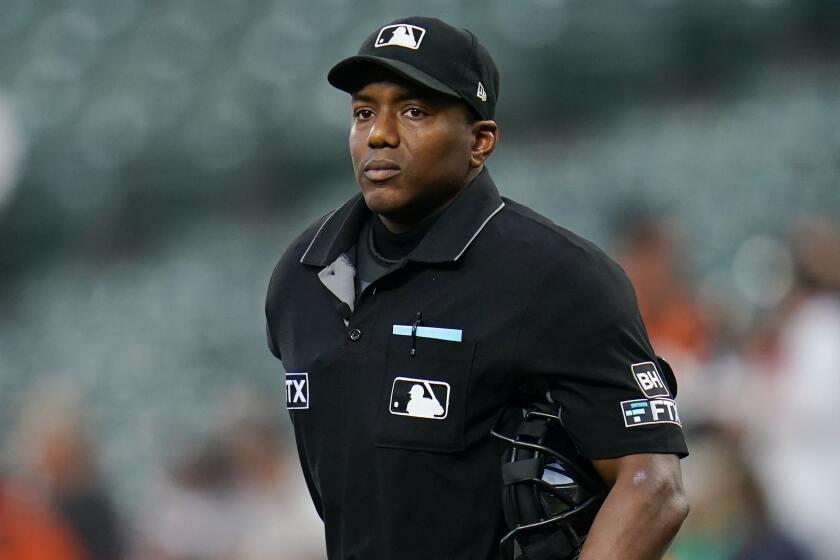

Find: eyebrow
[351,88,436,104]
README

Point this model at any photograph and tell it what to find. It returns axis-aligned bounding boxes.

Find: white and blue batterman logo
[285,372,309,410]
[621,398,680,428]
[631,361,671,398]
[374,24,426,50]
[389,377,449,420]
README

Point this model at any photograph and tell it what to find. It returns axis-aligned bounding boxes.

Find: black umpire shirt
[265,168,688,560]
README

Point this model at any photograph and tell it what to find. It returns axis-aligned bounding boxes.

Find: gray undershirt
[354,218,400,297]
[354,213,438,298]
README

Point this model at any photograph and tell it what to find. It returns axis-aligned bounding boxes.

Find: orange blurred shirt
[0,482,86,560]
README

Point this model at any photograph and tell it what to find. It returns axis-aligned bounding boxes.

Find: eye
[354,108,374,121]
[403,107,427,119]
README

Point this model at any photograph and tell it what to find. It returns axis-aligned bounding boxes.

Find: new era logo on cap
[375,24,426,50]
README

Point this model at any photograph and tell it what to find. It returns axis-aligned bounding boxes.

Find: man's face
[349,74,476,228]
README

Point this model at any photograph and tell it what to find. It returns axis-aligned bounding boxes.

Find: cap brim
[327,55,460,99]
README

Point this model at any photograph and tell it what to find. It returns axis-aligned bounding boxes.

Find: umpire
[266,16,689,560]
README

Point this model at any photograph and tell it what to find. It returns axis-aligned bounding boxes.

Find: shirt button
[349,328,362,341]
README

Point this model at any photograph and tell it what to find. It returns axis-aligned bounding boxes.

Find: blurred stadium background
[1,1,839,559]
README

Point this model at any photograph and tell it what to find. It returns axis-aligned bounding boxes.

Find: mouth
[363,159,401,183]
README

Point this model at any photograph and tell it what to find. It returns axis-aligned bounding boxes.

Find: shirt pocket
[374,333,475,453]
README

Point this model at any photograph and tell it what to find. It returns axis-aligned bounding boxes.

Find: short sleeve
[293,428,324,521]
[265,210,336,364]
[266,322,282,360]
[514,251,688,460]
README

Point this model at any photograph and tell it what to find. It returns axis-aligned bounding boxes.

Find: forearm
[580,461,689,559]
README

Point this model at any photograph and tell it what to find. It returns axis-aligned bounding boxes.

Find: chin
[361,187,405,216]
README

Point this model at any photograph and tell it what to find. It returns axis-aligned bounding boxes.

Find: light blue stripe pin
[392,324,463,342]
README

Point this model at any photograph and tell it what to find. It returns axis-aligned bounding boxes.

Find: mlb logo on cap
[375,24,426,50]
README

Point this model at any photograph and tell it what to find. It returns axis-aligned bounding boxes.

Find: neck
[377,216,412,234]
[378,208,441,234]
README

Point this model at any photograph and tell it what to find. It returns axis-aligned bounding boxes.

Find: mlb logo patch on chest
[285,372,309,409]
[389,377,450,420]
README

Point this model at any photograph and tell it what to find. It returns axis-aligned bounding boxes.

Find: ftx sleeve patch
[286,372,309,409]
[621,398,681,427]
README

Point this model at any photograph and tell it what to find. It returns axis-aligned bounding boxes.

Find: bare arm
[579,453,689,560]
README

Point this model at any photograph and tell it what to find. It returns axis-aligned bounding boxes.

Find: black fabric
[516,421,549,439]
[53,487,123,560]
[354,218,394,296]
[502,457,542,485]
[657,355,679,397]
[370,213,438,261]
[299,167,502,267]
[355,213,439,296]
[519,531,577,560]
[265,169,688,560]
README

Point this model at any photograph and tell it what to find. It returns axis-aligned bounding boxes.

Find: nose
[367,110,399,149]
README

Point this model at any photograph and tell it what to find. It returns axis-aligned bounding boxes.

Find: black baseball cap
[328,16,500,120]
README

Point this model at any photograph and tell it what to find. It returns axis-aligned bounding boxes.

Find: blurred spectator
[6,383,124,560]
[0,92,22,211]
[612,213,717,425]
[613,215,712,365]
[741,218,840,560]
[136,387,326,560]
[669,429,808,560]
[136,436,241,560]
[0,475,86,560]
[223,389,326,560]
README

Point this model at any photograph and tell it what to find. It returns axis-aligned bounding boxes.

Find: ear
[469,120,499,169]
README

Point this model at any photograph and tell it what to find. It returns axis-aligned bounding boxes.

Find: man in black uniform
[266,16,689,559]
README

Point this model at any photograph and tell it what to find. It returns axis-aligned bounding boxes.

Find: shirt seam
[299,209,339,264]
[453,201,505,261]
[502,200,601,254]
[368,220,404,265]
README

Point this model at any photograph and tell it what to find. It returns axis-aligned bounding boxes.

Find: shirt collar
[300,167,505,267]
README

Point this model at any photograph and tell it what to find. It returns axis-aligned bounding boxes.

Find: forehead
[352,81,435,104]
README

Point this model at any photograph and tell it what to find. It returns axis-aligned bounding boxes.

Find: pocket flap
[374,336,475,453]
